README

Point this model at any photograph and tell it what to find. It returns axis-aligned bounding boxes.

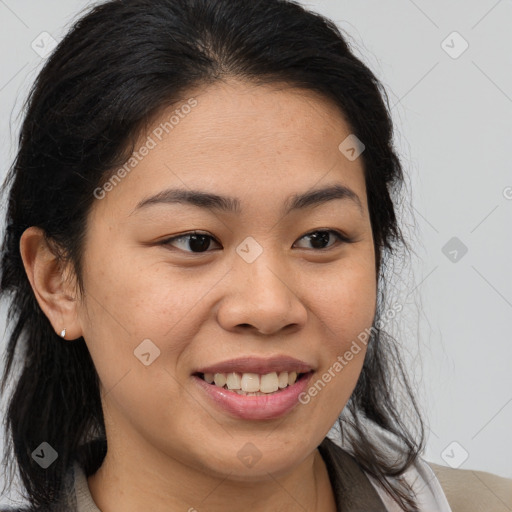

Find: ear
[19,226,83,340]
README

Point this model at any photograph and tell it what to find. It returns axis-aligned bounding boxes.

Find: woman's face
[77,79,377,479]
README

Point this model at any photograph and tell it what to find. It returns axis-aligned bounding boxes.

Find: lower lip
[192,372,314,420]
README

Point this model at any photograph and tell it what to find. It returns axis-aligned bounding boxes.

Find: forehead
[92,79,368,219]
[163,79,353,153]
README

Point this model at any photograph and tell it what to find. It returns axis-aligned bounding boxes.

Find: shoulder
[321,436,454,511]
[319,436,452,511]
[427,461,512,512]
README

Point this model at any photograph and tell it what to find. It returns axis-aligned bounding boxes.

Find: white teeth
[226,372,241,390]
[278,371,288,389]
[202,370,303,394]
[241,373,260,392]
[214,373,227,387]
[260,372,279,393]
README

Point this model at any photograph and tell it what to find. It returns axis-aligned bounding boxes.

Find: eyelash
[159,229,354,254]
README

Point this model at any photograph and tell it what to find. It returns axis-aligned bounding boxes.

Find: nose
[216,249,308,336]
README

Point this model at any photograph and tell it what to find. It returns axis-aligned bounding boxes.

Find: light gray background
[1,0,511,506]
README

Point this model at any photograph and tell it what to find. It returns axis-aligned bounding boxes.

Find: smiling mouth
[195,371,311,396]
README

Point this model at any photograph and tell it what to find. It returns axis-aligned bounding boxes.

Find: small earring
[60,329,66,338]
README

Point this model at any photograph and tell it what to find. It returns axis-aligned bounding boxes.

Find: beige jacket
[430,462,512,512]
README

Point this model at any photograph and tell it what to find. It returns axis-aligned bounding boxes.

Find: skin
[20,78,377,512]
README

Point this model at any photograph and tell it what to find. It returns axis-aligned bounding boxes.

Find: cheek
[81,245,204,339]
[77,253,181,390]
[299,254,376,410]
[307,254,377,346]
[78,245,228,406]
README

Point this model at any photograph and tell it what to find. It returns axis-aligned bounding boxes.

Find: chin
[193,436,315,480]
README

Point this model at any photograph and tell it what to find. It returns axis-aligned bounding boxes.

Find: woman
[0,1,510,511]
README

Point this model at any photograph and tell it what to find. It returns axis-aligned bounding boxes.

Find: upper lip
[194,356,314,375]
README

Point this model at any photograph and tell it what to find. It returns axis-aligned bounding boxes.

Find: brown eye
[294,230,352,250]
[161,232,221,253]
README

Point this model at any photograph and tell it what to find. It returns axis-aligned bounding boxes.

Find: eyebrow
[130,184,364,217]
